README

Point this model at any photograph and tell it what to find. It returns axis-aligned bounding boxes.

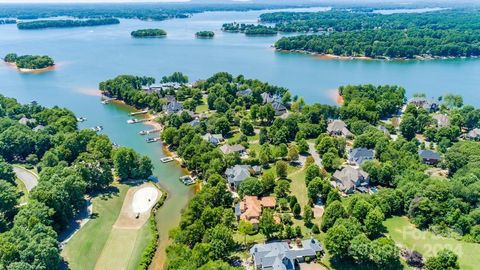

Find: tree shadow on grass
[91,185,120,201]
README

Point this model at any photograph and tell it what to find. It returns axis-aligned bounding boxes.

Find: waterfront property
[202,132,224,145]
[162,101,183,114]
[250,238,323,270]
[408,97,439,112]
[225,164,251,190]
[465,128,480,140]
[432,113,450,127]
[332,166,370,194]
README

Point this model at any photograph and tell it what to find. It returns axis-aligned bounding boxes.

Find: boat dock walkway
[130,109,149,116]
[127,118,154,124]
[139,128,162,135]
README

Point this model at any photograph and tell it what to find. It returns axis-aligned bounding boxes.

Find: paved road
[13,166,39,191]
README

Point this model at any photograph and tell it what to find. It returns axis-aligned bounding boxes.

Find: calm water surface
[1,6,480,269]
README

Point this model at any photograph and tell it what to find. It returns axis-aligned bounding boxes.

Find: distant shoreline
[275,48,479,61]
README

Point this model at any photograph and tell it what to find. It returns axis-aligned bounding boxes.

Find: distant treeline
[222,23,277,35]
[0,3,317,21]
[17,18,120,29]
[259,10,480,33]
[0,19,15,24]
[4,53,55,70]
[131,28,167,38]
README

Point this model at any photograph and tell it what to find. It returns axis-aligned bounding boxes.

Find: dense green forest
[274,29,480,59]
[4,53,55,70]
[0,95,152,269]
[195,31,215,38]
[131,28,167,38]
[258,10,480,59]
[17,18,120,29]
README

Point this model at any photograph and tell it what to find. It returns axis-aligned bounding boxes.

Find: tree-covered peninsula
[17,18,120,30]
[262,10,480,59]
[222,23,277,35]
[131,28,167,38]
[99,71,480,269]
[4,53,55,70]
[195,30,215,38]
[0,95,153,269]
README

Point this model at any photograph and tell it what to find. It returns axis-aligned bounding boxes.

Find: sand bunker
[132,186,159,213]
[113,182,161,229]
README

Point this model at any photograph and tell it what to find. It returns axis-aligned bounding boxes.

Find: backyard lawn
[384,216,480,270]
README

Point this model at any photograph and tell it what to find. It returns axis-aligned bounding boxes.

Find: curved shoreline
[4,61,55,73]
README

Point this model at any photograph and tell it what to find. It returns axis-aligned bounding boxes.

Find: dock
[101,97,117,104]
[179,175,196,185]
[130,109,149,116]
[127,118,154,124]
[139,128,161,135]
[160,157,174,163]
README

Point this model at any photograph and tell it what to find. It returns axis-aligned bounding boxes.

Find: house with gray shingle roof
[250,238,323,270]
[348,148,374,165]
[408,97,438,112]
[237,88,253,97]
[261,92,281,104]
[432,114,450,128]
[327,120,353,138]
[225,164,251,190]
[202,133,224,145]
[332,166,370,194]
[162,101,183,114]
[419,149,441,165]
[220,144,246,155]
[272,102,287,116]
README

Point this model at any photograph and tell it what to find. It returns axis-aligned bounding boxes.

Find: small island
[131,28,167,38]
[222,23,277,36]
[195,31,214,38]
[4,53,55,72]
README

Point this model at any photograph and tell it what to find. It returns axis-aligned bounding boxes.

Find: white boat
[127,119,138,124]
[160,157,174,163]
[139,130,147,135]
[77,117,87,122]
[91,125,103,132]
[146,137,160,143]
[101,100,109,105]
[179,175,195,185]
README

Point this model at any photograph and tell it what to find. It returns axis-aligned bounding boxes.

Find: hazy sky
[0,0,194,3]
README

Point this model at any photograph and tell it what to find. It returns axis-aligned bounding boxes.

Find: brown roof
[239,196,276,222]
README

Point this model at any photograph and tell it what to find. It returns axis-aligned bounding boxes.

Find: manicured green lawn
[15,177,28,205]
[61,184,129,270]
[384,216,480,270]
[94,223,152,270]
[289,168,308,209]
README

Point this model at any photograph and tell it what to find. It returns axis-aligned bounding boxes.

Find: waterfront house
[272,102,287,116]
[235,195,276,227]
[466,128,480,140]
[432,113,450,128]
[261,92,281,104]
[332,166,370,194]
[162,101,183,114]
[419,149,441,165]
[225,164,251,190]
[202,133,224,145]
[327,120,353,138]
[348,148,374,166]
[250,238,323,270]
[220,144,246,155]
[19,117,36,126]
[165,94,176,103]
[237,88,253,97]
[408,97,438,112]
